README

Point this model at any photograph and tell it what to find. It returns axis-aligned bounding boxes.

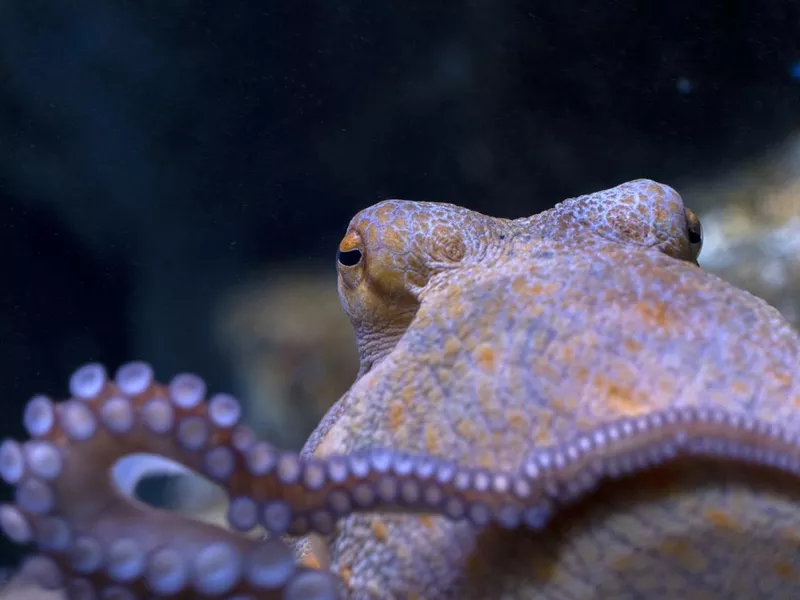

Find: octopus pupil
[688,227,701,244]
[337,248,362,266]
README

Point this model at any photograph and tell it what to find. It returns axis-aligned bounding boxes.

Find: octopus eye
[684,207,703,257]
[337,248,363,267]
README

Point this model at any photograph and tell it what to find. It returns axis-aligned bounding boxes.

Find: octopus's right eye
[337,248,363,267]
[684,207,703,260]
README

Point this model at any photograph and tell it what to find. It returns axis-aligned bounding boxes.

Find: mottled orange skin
[301,179,800,598]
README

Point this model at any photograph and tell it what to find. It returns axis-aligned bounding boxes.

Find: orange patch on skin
[574,365,590,385]
[371,521,388,542]
[478,451,495,470]
[653,204,668,224]
[658,537,708,571]
[389,400,405,433]
[529,281,560,298]
[535,426,552,445]
[338,230,362,252]
[534,412,553,444]
[443,336,461,358]
[419,516,434,529]
[474,343,496,372]
[704,508,735,529]
[457,418,476,441]
[770,369,793,388]
[591,372,647,416]
[312,425,339,459]
[623,338,641,353]
[452,301,467,320]
[556,344,575,363]
[424,424,440,454]
[477,383,496,415]
[607,382,644,415]
[610,552,633,572]
[401,384,415,404]
[511,275,527,294]
[774,561,798,580]
[633,300,673,330]
[299,551,321,569]
[338,565,353,587]
[364,225,380,248]
[730,380,749,395]
[779,526,800,543]
[507,411,528,433]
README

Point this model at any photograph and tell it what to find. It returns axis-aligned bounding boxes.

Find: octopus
[3,178,800,599]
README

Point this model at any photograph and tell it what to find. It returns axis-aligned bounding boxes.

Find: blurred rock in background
[680,132,800,329]
[214,266,358,449]
[164,266,359,521]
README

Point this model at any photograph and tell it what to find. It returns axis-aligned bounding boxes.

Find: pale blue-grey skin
[300,179,800,599]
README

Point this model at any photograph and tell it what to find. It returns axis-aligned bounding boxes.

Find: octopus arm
[0,362,340,599]
[2,361,799,598]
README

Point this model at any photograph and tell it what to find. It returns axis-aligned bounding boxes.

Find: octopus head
[335,199,500,374]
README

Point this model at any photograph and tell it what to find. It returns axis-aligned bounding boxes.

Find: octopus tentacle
[0,361,341,599]
[516,407,800,522]
[233,406,800,536]
[4,362,800,597]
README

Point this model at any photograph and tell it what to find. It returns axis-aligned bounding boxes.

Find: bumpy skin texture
[2,179,800,599]
[303,179,800,598]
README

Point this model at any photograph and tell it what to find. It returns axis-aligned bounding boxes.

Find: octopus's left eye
[337,248,363,267]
